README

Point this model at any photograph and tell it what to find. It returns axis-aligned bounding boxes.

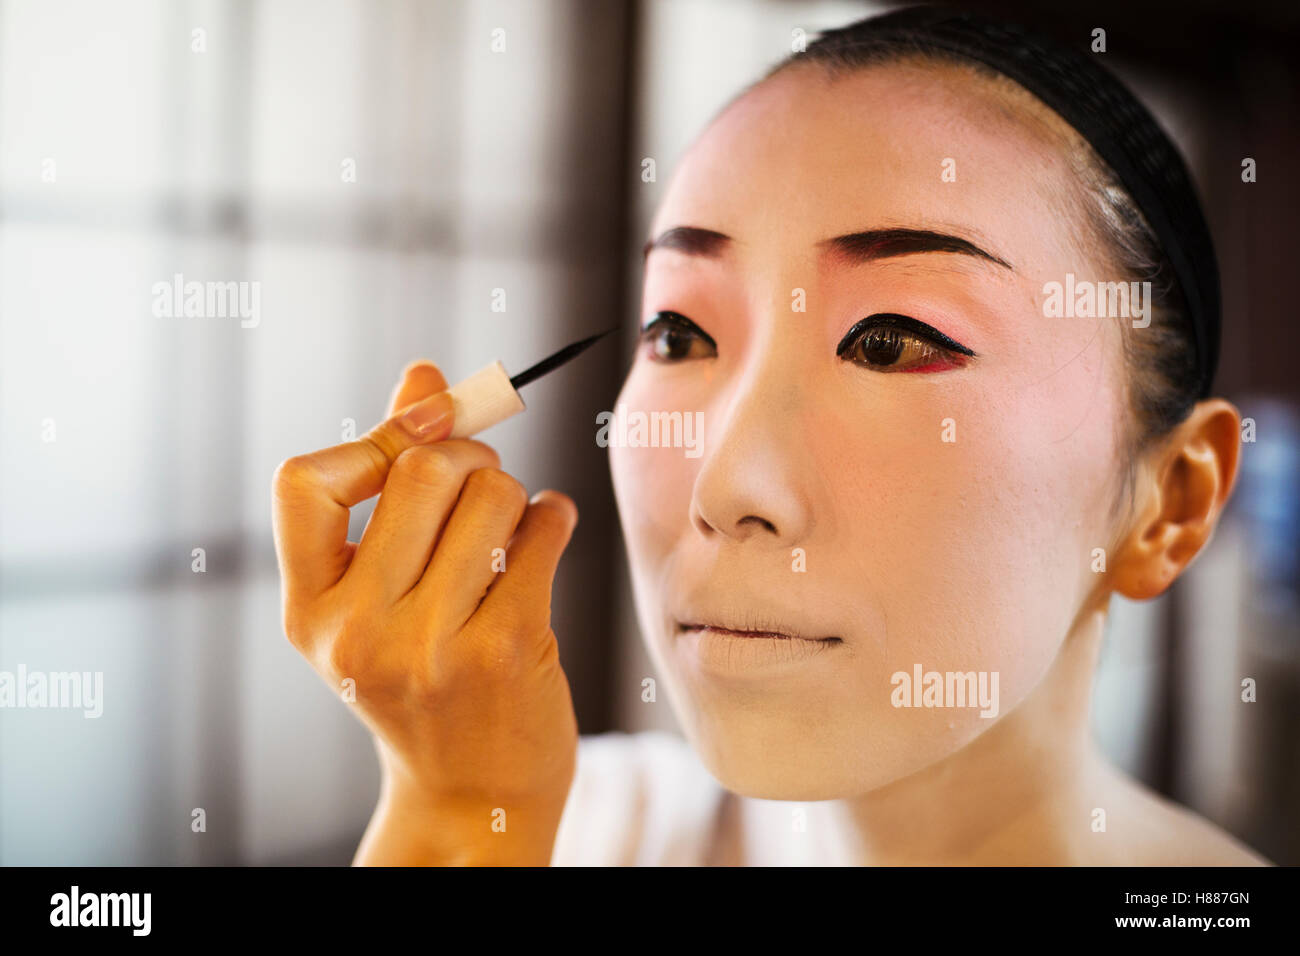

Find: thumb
[272,390,457,599]
[387,359,450,418]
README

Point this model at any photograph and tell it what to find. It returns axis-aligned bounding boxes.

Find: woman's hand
[271,360,580,865]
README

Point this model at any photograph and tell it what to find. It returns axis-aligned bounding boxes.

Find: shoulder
[1141,799,1271,866]
[550,731,726,866]
[1098,767,1271,866]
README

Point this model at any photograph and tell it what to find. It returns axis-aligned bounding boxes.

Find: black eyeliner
[640,311,718,350]
[836,313,976,357]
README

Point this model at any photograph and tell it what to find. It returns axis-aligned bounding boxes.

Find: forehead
[650,60,1087,276]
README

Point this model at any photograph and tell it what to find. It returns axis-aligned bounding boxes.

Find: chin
[665,678,1005,802]
[662,695,906,800]
[687,722,890,800]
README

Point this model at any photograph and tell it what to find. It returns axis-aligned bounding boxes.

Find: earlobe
[1107,399,1242,602]
[1110,495,1176,602]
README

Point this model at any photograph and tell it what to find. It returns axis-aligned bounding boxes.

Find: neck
[838,604,1111,865]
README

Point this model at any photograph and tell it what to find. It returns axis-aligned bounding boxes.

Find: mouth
[673,618,843,677]
[676,620,841,643]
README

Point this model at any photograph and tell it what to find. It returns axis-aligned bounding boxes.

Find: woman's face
[609,61,1129,799]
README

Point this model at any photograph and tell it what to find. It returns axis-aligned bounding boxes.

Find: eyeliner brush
[445,328,615,439]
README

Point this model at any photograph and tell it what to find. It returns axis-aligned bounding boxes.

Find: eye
[836,313,975,373]
[639,311,717,362]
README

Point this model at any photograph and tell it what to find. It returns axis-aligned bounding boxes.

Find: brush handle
[445,360,526,439]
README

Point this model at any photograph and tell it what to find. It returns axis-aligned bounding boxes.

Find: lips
[673,617,842,677]
[670,577,847,646]
[674,618,840,644]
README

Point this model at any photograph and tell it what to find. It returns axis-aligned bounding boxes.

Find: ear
[1110,399,1242,601]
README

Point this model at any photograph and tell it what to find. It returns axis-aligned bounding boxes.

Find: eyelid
[640,311,718,350]
[835,313,975,357]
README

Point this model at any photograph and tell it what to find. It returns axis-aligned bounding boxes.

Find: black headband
[811,6,1221,399]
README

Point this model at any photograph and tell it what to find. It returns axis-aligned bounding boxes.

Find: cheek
[811,359,1122,715]
[608,369,698,575]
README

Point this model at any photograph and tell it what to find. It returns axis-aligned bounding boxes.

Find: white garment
[550,731,860,866]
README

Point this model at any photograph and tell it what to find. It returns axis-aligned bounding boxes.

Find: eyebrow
[821,227,1013,271]
[642,225,1013,271]
[641,226,731,261]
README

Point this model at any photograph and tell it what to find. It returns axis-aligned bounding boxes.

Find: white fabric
[550,731,860,866]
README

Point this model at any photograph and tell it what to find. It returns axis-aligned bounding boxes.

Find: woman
[271,7,1269,865]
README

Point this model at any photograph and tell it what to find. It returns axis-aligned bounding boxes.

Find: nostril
[737,514,778,535]
[691,508,718,536]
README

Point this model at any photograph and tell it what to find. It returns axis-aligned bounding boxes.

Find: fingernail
[399,391,455,438]
[401,358,437,380]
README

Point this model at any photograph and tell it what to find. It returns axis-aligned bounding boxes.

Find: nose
[688,359,813,546]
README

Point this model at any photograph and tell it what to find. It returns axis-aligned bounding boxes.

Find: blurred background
[0,0,1296,865]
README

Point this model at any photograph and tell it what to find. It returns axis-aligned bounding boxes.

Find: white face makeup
[608,60,1132,800]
